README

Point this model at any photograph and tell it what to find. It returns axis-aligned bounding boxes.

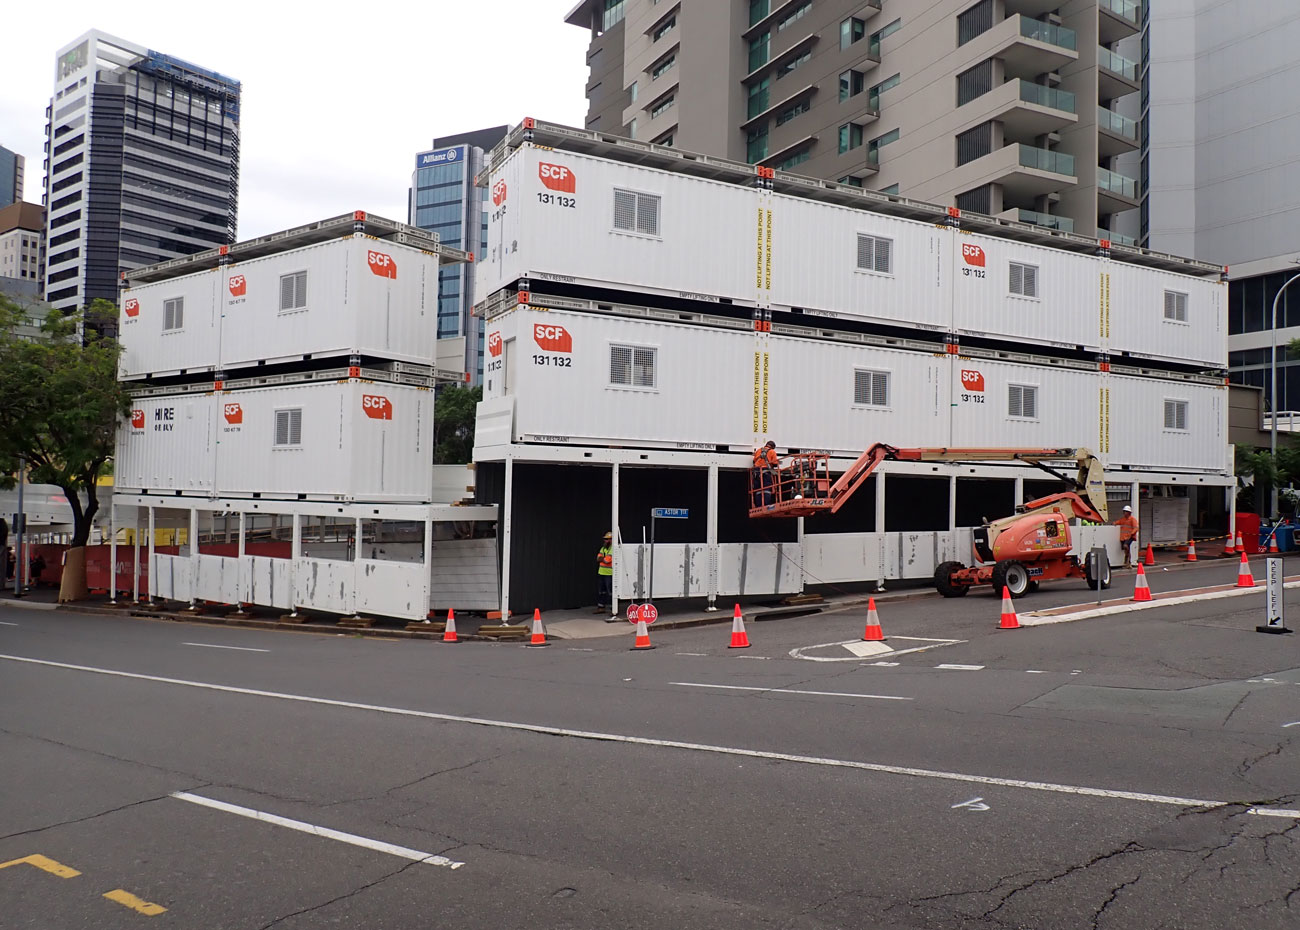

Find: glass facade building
[1228,271,1300,413]
[0,144,22,208]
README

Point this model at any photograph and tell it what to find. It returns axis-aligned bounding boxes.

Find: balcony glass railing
[1097,46,1138,81]
[1019,144,1076,176]
[1097,107,1137,139]
[1099,228,1137,245]
[1020,81,1076,113]
[1020,209,1074,233]
[1097,166,1138,199]
[1020,18,1077,51]
[1099,0,1141,25]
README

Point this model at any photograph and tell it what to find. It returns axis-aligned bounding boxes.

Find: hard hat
[765,440,776,448]
[603,531,612,539]
[1123,505,1132,512]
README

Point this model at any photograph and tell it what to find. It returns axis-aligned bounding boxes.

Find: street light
[1269,268,1300,519]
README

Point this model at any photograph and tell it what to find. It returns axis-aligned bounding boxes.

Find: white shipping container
[1106,372,1227,473]
[947,355,1101,451]
[118,271,221,379]
[115,393,217,493]
[1106,262,1225,368]
[119,237,440,379]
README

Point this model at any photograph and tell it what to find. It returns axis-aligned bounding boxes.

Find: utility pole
[1269,268,1300,520]
[13,455,25,597]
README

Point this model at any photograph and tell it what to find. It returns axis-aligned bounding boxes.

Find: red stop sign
[626,603,640,622]
[638,603,658,624]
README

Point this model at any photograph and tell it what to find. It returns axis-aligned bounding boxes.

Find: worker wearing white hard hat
[595,532,614,614]
[1115,505,1139,565]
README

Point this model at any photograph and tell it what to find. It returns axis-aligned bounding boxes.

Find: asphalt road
[1,559,1298,929]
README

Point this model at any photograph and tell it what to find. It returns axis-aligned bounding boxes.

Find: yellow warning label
[762,352,770,434]
[1099,387,1111,453]
[764,209,773,291]
[753,351,761,433]
[1100,273,1111,339]
[756,209,764,290]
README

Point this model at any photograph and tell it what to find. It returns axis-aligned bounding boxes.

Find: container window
[854,369,890,407]
[273,407,303,447]
[1163,289,1188,322]
[163,297,183,331]
[1008,384,1038,419]
[279,271,307,312]
[610,343,657,388]
[1163,399,1188,430]
[856,234,893,274]
[1009,261,1039,298]
[613,189,661,236]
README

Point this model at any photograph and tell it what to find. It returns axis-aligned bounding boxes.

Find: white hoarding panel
[952,234,1101,351]
[115,394,216,494]
[802,533,886,584]
[194,555,240,604]
[219,237,439,370]
[294,557,355,615]
[1106,263,1225,368]
[769,196,951,331]
[355,559,429,620]
[151,553,193,602]
[716,543,802,596]
[119,271,220,379]
[1107,373,1227,472]
[243,555,292,609]
[948,356,1101,452]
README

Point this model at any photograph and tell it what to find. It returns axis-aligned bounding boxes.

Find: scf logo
[367,250,397,279]
[539,162,576,193]
[491,180,507,206]
[228,274,246,296]
[130,409,145,429]
[533,324,572,353]
[124,298,140,318]
[362,394,393,420]
[961,244,986,268]
[223,402,243,424]
[487,332,502,357]
[960,369,985,392]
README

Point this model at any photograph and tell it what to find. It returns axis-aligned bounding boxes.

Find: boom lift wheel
[934,561,970,598]
[991,559,1030,598]
[1084,551,1112,589]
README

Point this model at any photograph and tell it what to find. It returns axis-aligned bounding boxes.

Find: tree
[0,297,130,599]
[434,385,481,465]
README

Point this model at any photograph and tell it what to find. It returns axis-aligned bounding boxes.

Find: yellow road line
[0,854,81,878]
[103,889,167,916]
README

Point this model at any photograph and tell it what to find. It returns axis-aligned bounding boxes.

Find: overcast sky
[0,1,591,237]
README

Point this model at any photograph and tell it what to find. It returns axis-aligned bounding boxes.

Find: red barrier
[1236,513,1262,555]
[83,541,293,595]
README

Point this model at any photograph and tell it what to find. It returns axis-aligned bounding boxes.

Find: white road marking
[951,797,990,811]
[566,648,595,652]
[676,653,709,657]
[735,655,771,660]
[4,653,1296,819]
[0,621,19,627]
[791,635,965,663]
[1282,722,1300,728]
[871,661,901,667]
[170,792,464,868]
[842,641,894,658]
[1023,578,1300,625]
[1026,670,1046,674]
[182,643,270,653]
[669,682,912,702]
[936,664,985,671]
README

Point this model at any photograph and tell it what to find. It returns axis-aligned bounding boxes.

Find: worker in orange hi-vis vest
[595,532,614,614]
[752,441,780,506]
[1114,505,1139,565]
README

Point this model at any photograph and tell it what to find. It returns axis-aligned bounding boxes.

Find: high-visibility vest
[597,546,613,576]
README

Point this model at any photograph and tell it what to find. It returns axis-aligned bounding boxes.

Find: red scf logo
[223,403,243,424]
[124,298,140,318]
[533,324,572,353]
[960,369,985,392]
[130,409,145,429]
[539,162,576,194]
[491,180,507,206]
[487,332,502,357]
[367,250,397,279]
[962,244,986,268]
[362,394,393,420]
[228,274,246,296]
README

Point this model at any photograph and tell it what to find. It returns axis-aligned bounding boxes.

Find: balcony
[1096,106,1139,157]
[1013,209,1075,233]
[960,79,1077,139]
[1098,0,1142,44]
[1004,0,1064,17]
[1098,228,1137,246]
[951,143,1077,202]
[972,15,1079,81]
[1097,46,1140,100]
[1097,165,1139,213]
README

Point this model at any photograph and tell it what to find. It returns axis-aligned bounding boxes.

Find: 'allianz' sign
[416,146,465,169]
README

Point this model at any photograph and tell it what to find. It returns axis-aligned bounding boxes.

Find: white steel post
[146,506,155,604]
[875,470,887,592]
[610,462,620,620]
[423,516,434,620]
[1014,476,1025,508]
[1228,480,1238,548]
[108,500,118,605]
[796,516,805,595]
[500,457,514,620]
[188,507,199,609]
[132,506,141,604]
[948,475,958,531]
[706,462,719,611]
[353,516,363,618]
[237,511,247,611]
[288,512,301,617]
[1130,481,1141,565]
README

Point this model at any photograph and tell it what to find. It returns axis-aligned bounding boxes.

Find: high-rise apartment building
[42,30,241,316]
[566,0,1143,239]
[0,144,24,207]
[409,125,508,385]
[0,203,45,287]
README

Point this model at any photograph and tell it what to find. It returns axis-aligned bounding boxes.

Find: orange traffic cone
[1186,539,1198,561]
[998,586,1020,630]
[1144,543,1155,566]
[1236,551,1256,588]
[526,608,549,647]
[862,597,885,642]
[1224,532,1236,556]
[1236,532,1245,553]
[442,608,459,643]
[631,618,654,650]
[1132,563,1152,601]
[728,604,751,649]
[1268,533,1280,554]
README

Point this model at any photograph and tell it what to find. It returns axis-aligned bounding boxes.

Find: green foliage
[1288,338,1300,360]
[0,296,130,547]
[434,385,482,465]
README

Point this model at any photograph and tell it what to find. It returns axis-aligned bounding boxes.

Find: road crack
[0,783,210,841]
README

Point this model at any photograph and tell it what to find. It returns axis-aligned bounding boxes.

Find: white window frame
[272,407,304,448]
[852,368,891,408]
[1163,289,1189,323]
[612,188,662,238]
[279,270,308,313]
[608,342,659,391]
[1163,398,1189,431]
[1009,261,1039,299]
[1008,383,1039,420]
[162,296,184,332]
[854,233,894,276]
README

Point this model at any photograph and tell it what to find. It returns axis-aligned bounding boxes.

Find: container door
[503,338,517,394]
